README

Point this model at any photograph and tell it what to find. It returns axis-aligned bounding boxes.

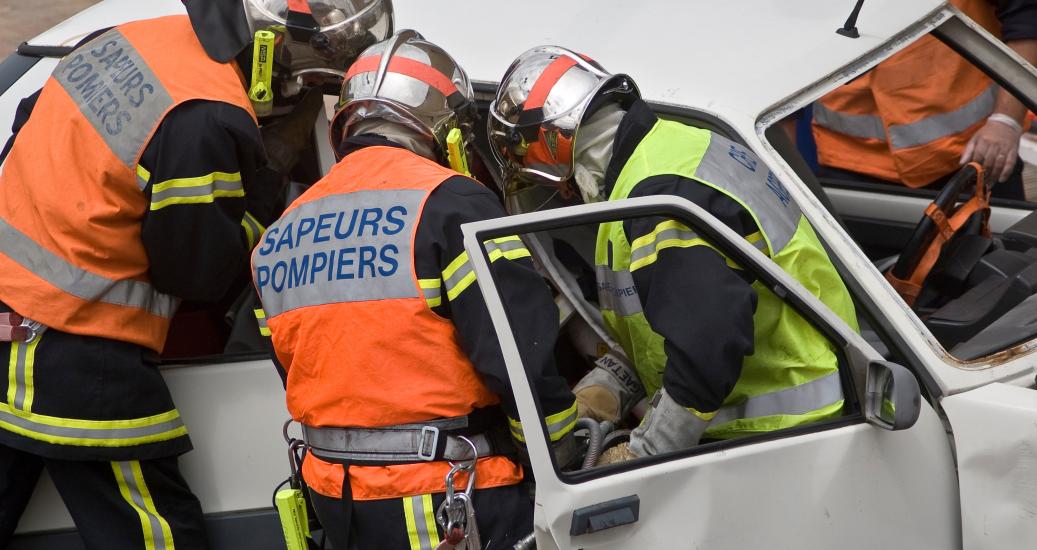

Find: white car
[5,0,1037,549]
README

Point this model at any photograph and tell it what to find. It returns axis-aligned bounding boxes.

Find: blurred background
[0,0,98,54]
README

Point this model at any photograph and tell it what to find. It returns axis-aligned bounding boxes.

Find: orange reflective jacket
[252,145,523,499]
[813,0,1000,187]
[0,15,254,351]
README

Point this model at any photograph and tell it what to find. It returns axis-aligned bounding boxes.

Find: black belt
[302,417,496,465]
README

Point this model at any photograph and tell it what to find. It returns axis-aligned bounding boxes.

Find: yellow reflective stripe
[688,406,718,422]
[0,405,187,447]
[8,336,41,412]
[419,278,442,308]
[150,171,245,211]
[629,220,751,272]
[253,308,271,337]
[403,494,435,550]
[241,211,265,250]
[113,461,175,550]
[545,401,578,441]
[136,165,151,190]
[421,494,438,547]
[442,237,532,302]
[509,401,579,443]
[253,308,267,320]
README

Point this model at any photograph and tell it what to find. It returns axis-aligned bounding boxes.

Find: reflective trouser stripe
[253,308,270,337]
[708,370,844,429]
[442,236,532,301]
[403,493,438,550]
[419,278,442,308]
[508,400,578,443]
[6,335,41,412]
[888,85,997,149]
[0,405,187,447]
[814,84,997,149]
[112,460,175,550]
[149,171,244,211]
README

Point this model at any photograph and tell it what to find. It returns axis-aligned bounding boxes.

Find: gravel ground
[0,1,99,55]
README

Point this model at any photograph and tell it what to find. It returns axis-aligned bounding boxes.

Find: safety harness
[885,162,991,306]
[301,416,495,465]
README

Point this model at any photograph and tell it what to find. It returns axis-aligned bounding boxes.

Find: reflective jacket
[596,115,858,439]
[0,15,255,352]
[252,145,533,500]
[812,0,1000,187]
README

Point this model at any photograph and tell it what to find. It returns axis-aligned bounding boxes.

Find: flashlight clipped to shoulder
[446,128,471,177]
[249,30,277,117]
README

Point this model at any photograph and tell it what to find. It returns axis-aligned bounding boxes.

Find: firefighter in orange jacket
[813,0,1037,199]
[0,1,391,547]
[252,31,578,549]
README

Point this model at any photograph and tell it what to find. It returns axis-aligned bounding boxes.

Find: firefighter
[251,31,578,549]
[487,47,859,462]
[0,0,391,547]
[812,0,1037,199]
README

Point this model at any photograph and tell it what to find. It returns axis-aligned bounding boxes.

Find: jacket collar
[602,99,658,198]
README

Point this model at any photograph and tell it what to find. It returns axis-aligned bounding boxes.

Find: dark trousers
[309,483,533,550]
[0,445,208,550]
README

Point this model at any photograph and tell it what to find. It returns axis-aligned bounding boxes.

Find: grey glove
[629,389,711,457]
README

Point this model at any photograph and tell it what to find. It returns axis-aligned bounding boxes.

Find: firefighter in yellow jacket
[0,1,391,547]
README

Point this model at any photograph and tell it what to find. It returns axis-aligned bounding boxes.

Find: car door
[463,195,961,549]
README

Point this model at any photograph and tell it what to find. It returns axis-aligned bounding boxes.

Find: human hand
[961,116,1022,183]
[575,384,620,423]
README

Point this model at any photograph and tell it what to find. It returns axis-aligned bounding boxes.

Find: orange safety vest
[813,0,1001,187]
[252,145,524,500]
[0,15,255,352]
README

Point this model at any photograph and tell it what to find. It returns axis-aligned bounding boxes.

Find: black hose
[578,418,604,469]
[513,532,536,550]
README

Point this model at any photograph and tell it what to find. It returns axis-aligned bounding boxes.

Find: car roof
[26,0,944,124]
[394,0,944,123]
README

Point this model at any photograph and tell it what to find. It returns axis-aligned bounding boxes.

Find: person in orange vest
[0,1,391,547]
[813,0,1037,199]
[252,31,579,550]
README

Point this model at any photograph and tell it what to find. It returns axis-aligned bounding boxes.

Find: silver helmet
[244,0,394,79]
[330,30,476,157]
[487,46,638,187]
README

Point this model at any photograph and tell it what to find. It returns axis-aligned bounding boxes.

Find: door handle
[570,495,640,536]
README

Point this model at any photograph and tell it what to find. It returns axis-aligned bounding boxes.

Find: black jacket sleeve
[994,0,1037,42]
[139,100,264,302]
[625,175,758,413]
[414,177,576,427]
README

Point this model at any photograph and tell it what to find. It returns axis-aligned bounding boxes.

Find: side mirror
[865,361,921,431]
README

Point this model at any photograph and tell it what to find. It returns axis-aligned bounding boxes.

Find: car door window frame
[462,194,884,486]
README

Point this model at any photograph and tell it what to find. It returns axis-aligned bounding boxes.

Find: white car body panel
[942,383,1037,550]
[1,0,1035,546]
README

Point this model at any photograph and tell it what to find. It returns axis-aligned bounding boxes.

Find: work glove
[961,115,1022,183]
[628,389,711,457]
[573,351,646,423]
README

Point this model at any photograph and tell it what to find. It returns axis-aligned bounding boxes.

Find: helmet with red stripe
[331,30,476,159]
[487,46,639,191]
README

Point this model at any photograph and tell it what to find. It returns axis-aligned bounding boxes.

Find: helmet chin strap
[573,103,626,204]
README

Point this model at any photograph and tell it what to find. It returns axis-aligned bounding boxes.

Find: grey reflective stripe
[256,315,269,334]
[114,461,169,550]
[888,84,997,149]
[422,285,441,303]
[150,176,242,205]
[136,165,150,191]
[595,265,643,316]
[812,102,887,141]
[630,226,699,266]
[483,238,527,257]
[9,337,38,411]
[53,29,175,168]
[0,217,177,318]
[694,133,802,253]
[709,371,844,428]
[442,260,474,296]
[253,189,426,317]
[407,495,435,550]
[0,405,186,443]
[545,406,578,439]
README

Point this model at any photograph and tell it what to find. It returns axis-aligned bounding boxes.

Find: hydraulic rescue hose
[578,418,604,469]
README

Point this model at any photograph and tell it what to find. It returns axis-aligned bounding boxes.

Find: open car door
[463,195,961,549]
